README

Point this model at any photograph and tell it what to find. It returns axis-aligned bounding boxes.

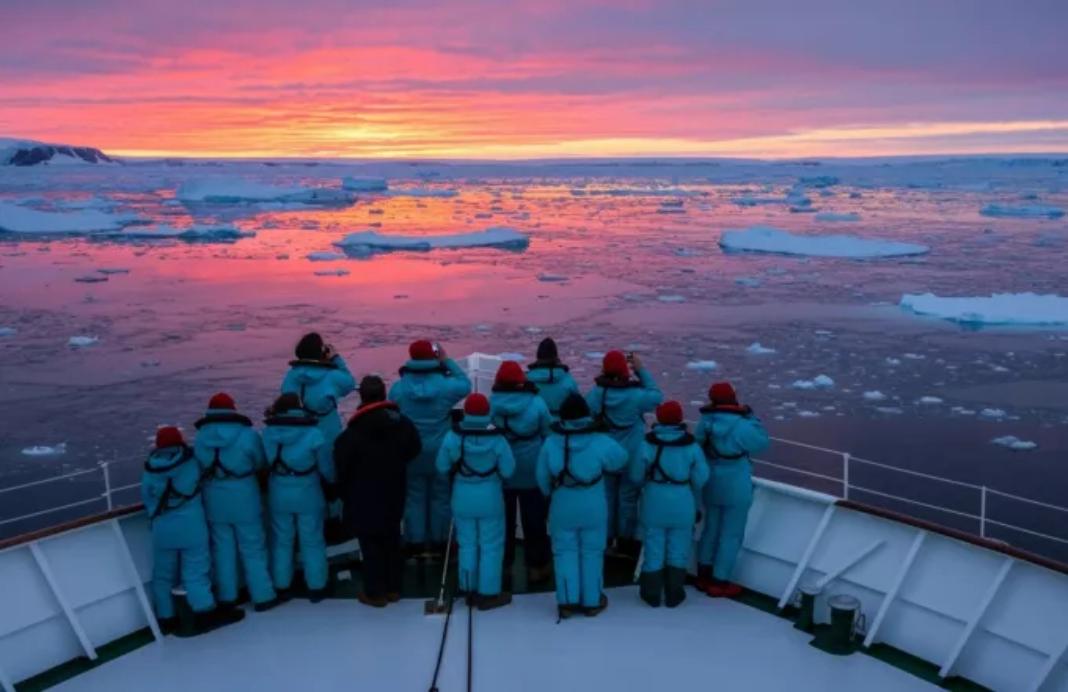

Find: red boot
[706,578,743,598]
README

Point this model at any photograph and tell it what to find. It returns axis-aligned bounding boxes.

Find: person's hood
[650,423,688,443]
[552,417,600,451]
[490,390,537,416]
[399,359,449,400]
[194,409,251,448]
[459,413,494,430]
[264,409,318,445]
[526,361,568,384]
[145,445,192,474]
[699,408,751,437]
[288,361,334,385]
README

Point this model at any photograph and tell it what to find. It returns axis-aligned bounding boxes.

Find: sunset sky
[3,0,1067,159]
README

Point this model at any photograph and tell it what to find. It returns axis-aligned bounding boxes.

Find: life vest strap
[645,445,690,485]
[270,444,319,477]
[207,447,255,480]
[551,433,602,490]
[450,435,500,480]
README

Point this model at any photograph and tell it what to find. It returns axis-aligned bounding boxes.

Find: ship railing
[2,437,1067,555]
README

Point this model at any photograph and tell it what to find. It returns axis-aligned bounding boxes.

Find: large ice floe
[107,224,255,242]
[1,138,116,166]
[980,203,1064,219]
[0,201,136,233]
[341,176,389,192]
[334,227,529,255]
[177,178,354,206]
[719,226,929,258]
[813,212,861,222]
[900,292,1068,326]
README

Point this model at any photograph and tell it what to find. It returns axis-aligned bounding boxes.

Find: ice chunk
[980,203,1063,219]
[797,410,820,418]
[537,273,568,282]
[792,375,834,390]
[735,276,762,287]
[746,342,776,355]
[75,274,108,283]
[21,443,67,456]
[900,293,1068,326]
[341,176,389,192]
[799,175,839,189]
[731,195,782,207]
[108,224,254,242]
[68,335,99,348]
[813,212,860,222]
[0,201,135,234]
[876,406,904,415]
[177,179,354,206]
[991,435,1037,451]
[863,390,887,401]
[719,226,929,258]
[917,396,944,405]
[314,268,350,277]
[685,360,718,371]
[657,295,687,303]
[307,251,346,262]
[980,408,1007,419]
[386,188,459,198]
[335,227,528,255]
[0,326,16,337]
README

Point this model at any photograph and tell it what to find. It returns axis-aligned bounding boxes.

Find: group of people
[142,333,769,631]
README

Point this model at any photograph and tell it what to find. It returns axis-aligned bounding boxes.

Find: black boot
[157,616,178,635]
[193,606,245,635]
[664,567,687,608]
[253,596,282,613]
[639,570,664,608]
[557,603,580,620]
[583,593,609,617]
[476,592,513,611]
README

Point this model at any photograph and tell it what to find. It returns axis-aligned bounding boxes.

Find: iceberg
[68,336,99,348]
[334,227,529,255]
[813,212,860,222]
[980,203,1063,219]
[991,435,1037,451]
[900,293,1068,326]
[177,179,354,206]
[21,443,67,456]
[0,202,135,234]
[1,138,115,166]
[719,226,929,259]
[746,342,776,355]
[863,390,887,401]
[685,360,718,371]
[107,224,254,242]
[341,176,389,192]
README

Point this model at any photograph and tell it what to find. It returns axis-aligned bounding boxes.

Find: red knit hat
[602,350,630,378]
[495,361,526,387]
[409,339,436,360]
[464,393,491,416]
[155,426,185,448]
[656,401,684,425]
[208,392,236,410]
[709,382,738,406]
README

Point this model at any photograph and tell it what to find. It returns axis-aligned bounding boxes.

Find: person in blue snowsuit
[694,382,770,598]
[489,360,553,584]
[525,338,579,418]
[536,394,628,618]
[281,332,356,448]
[629,401,709,608]
[142,427,244,633]
[262,393,336,600]
[585,350,662,555]
[435,393,516,610]
[193,392,278,611]
[389,340,471,558]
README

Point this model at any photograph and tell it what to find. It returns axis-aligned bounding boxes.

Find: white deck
[54,588,934,692]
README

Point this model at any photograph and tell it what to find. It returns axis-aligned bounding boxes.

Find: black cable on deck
[466,598,473,692]
[427,593,455,692]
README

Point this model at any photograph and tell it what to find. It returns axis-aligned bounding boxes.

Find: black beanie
[559,393,590,421]
[536,337,559,362]
[295,332,324,360]
[359,375,387,404]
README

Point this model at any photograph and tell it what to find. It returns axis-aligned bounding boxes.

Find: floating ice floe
[797,410,820,418]
[97,268,130,275]
[980,203,1063,219]
[735,276,762,287]
[0,327,16,337]
[75,274,108,283]
[335,227,528,255]
[792,375,835,390]
[341,176,389,192]
[685,360,718,371]
[917,396,944,405]
[177,179,354,206]
[980,408,1007,419]
[991,435,1037,451]
[108,224,254,242]
[799,175,839,189]
[719,226,929,258]
[657,295,687,303]
[863,390,887,401]
[876,406,904,415]
[813,212,860,222]
[731,195,782,207]
[900,292,1068,326]
[314,268,350,277]
[21,443,67,456]
[385,188,459,198]
[537,273,568,282]
[68,335,99,348]
[307,251,346,262]
[746,342,776,355]
[0,201,137,234]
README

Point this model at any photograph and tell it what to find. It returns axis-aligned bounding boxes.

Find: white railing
[0,461,139,529]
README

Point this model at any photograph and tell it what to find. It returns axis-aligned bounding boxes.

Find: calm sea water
[1,158,1066,557]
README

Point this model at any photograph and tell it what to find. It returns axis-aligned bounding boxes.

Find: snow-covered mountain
[0,138,117,166]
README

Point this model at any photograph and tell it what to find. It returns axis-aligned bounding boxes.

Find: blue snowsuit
[262,410,335,592]
[585,368,662,540]
[193,409,275,606]
[536,418,628,608]
[695,406,770,581]
[526,361,579,418]
[281,356,356,448]
[142,445,215,619]
[629,425,709,572]
[389,358,471,545]
[435,415,515,596]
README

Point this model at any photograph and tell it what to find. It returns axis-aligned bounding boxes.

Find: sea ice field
[1,156,1066,556]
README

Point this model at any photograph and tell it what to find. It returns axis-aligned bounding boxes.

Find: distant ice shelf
[900,292,1068,326]
[719,226,929,258]
[334,227,529,255]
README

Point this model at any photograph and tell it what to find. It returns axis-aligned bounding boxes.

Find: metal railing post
[100,462,113,511]
[980,486,987,538]
[842,452,851,500]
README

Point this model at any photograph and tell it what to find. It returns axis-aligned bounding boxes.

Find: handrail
[0,467,101,495]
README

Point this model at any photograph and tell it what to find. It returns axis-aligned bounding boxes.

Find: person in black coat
[334,375,422,606]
